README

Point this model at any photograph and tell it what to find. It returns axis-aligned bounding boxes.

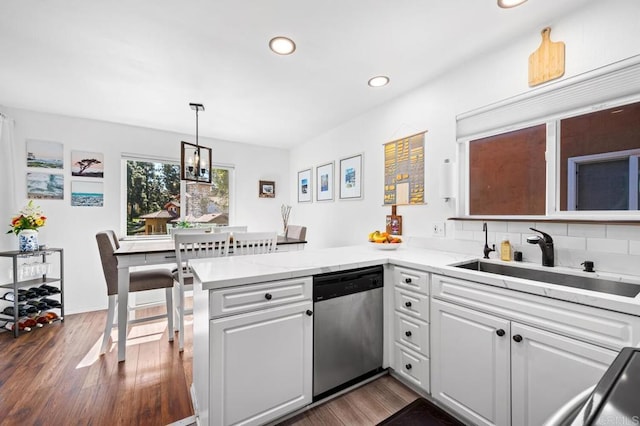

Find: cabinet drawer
[394,288,429,322]
[210,277,312,318]
[394,312,429,356]
[433,274,640,351]
[394,266,429,294]
[393,343,430,393]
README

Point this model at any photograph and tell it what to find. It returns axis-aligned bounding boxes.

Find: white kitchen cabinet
[211,301,313,426]
[431,299,510,426]
[390,266,431,393]
[192,276,313,426]
[431,294,617,426]
[510,322,616,426]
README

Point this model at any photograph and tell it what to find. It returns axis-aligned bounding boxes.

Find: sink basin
[454,260,640,298]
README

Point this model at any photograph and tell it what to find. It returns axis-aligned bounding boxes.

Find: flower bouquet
[7,200,47,251]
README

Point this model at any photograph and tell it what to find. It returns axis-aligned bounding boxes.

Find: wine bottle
[28,287,50,297]
[43,311,59,322]
[3,305,29,317]
[41,298,61,308]
[35,315,52,325]
[2,320,32,332]
[1,291,27,302]
[39,284,61,294]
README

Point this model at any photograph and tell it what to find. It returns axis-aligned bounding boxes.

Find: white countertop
[190,244,640,317]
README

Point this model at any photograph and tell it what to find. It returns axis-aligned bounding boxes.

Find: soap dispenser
[500,236,511,261]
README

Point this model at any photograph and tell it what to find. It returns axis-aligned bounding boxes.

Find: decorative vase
[18,229,39,252]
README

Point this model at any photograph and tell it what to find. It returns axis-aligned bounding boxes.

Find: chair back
[169,227,212,238]
[286,225,307,241]
[96,231,120,296]
[233,232,278,255]
[174,232,231,284]
[213,225,248,234]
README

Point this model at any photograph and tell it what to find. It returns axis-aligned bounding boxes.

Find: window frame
[120,154,236,239]
[455,55,640,221]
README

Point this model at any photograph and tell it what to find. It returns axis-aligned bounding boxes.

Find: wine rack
[0,248,64,337]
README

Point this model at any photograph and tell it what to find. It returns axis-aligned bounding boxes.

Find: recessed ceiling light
[497,0,527,8]
[368,76,390,87]
[269,37,296,55]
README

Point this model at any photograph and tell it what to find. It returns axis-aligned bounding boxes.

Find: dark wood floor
[0,309,194,425]
[0,307,436,426]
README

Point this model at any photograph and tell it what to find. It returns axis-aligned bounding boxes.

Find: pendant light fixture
[181,103,212,183]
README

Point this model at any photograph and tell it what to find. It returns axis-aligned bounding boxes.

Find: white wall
[0,107,289,313]
[291,0,640,274]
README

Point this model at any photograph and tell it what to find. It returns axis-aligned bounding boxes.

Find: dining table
[112,235,306,361]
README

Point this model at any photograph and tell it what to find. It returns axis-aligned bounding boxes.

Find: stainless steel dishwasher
[312,265,384,401]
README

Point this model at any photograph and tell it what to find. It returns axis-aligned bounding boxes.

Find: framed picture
[297,168,312,203]
[180,141,212,183]
[71,181,104,207]
[339,154,363,200]
[71,151,104,178]
[316,162,334,201]
[26,139,63,169]
[27,172,64,200]
[259,180,275,198]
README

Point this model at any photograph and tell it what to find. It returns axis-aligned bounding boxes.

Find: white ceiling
[0,0,596,149]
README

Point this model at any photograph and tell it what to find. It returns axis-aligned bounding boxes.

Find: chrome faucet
[483,223,495,259]
[527,227,554,267]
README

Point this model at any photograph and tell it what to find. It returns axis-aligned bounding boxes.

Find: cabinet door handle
[405,330,412,337]
[264,293,272,300]
[405,278,412,284]
[405,363,412,370]
[513,334,523,343]
[306,310,313,316]
[405,301,412,308]
[496,329,506,337]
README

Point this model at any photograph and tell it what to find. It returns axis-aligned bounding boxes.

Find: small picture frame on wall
[316,162,334,202]
[259,180,275,198]
[297,168,312,203]
[71,150,104,178]
[339,153,363,200]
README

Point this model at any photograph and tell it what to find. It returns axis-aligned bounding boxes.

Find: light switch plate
[432,222,446,237]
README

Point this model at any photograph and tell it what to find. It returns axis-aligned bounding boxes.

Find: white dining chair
[173,231,231,351]
[232,231,278,255]
[213,225,248,234]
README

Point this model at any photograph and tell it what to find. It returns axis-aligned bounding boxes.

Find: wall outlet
[432,222,446,237]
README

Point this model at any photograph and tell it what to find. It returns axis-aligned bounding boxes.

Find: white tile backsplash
[533,222,568,236]
[586,237,628,254]
[568,223,606,238]
[446,220,640,275]
[606,225,640,241]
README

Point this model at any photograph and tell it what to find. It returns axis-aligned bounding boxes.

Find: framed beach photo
[26,139,64,169]
[316,162,334,201]
[259,180,275,198]
[297,168,312,203]
[339,154,363,200]
[27,172,64,200]
[71,151,104,178]
[71,181,104,207]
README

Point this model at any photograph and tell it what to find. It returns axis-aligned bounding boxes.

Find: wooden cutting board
[528,27,565,87]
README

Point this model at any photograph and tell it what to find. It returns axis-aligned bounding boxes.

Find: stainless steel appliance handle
[542,385,595,426]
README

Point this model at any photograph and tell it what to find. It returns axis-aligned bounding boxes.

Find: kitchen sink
[454,260,640,298]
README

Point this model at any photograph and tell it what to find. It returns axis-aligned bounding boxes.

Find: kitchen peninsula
[189,244,640,426]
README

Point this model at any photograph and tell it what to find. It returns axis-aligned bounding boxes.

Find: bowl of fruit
[368,231,402,250]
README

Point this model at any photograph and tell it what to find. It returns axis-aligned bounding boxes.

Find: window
[468,125,546,215]
[456,57,640,219]
[560,102,640,211]
[123,157,232,236]
[125,159,181,236]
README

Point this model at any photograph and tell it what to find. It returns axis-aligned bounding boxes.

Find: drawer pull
[405,363,412,370]
[405,278,412,284]
[306,310,313,316]
[405,331,412,337]
[496,329,505,337]
[404,301,412,308]
[513,334,523,343]
[264,293,273,300]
